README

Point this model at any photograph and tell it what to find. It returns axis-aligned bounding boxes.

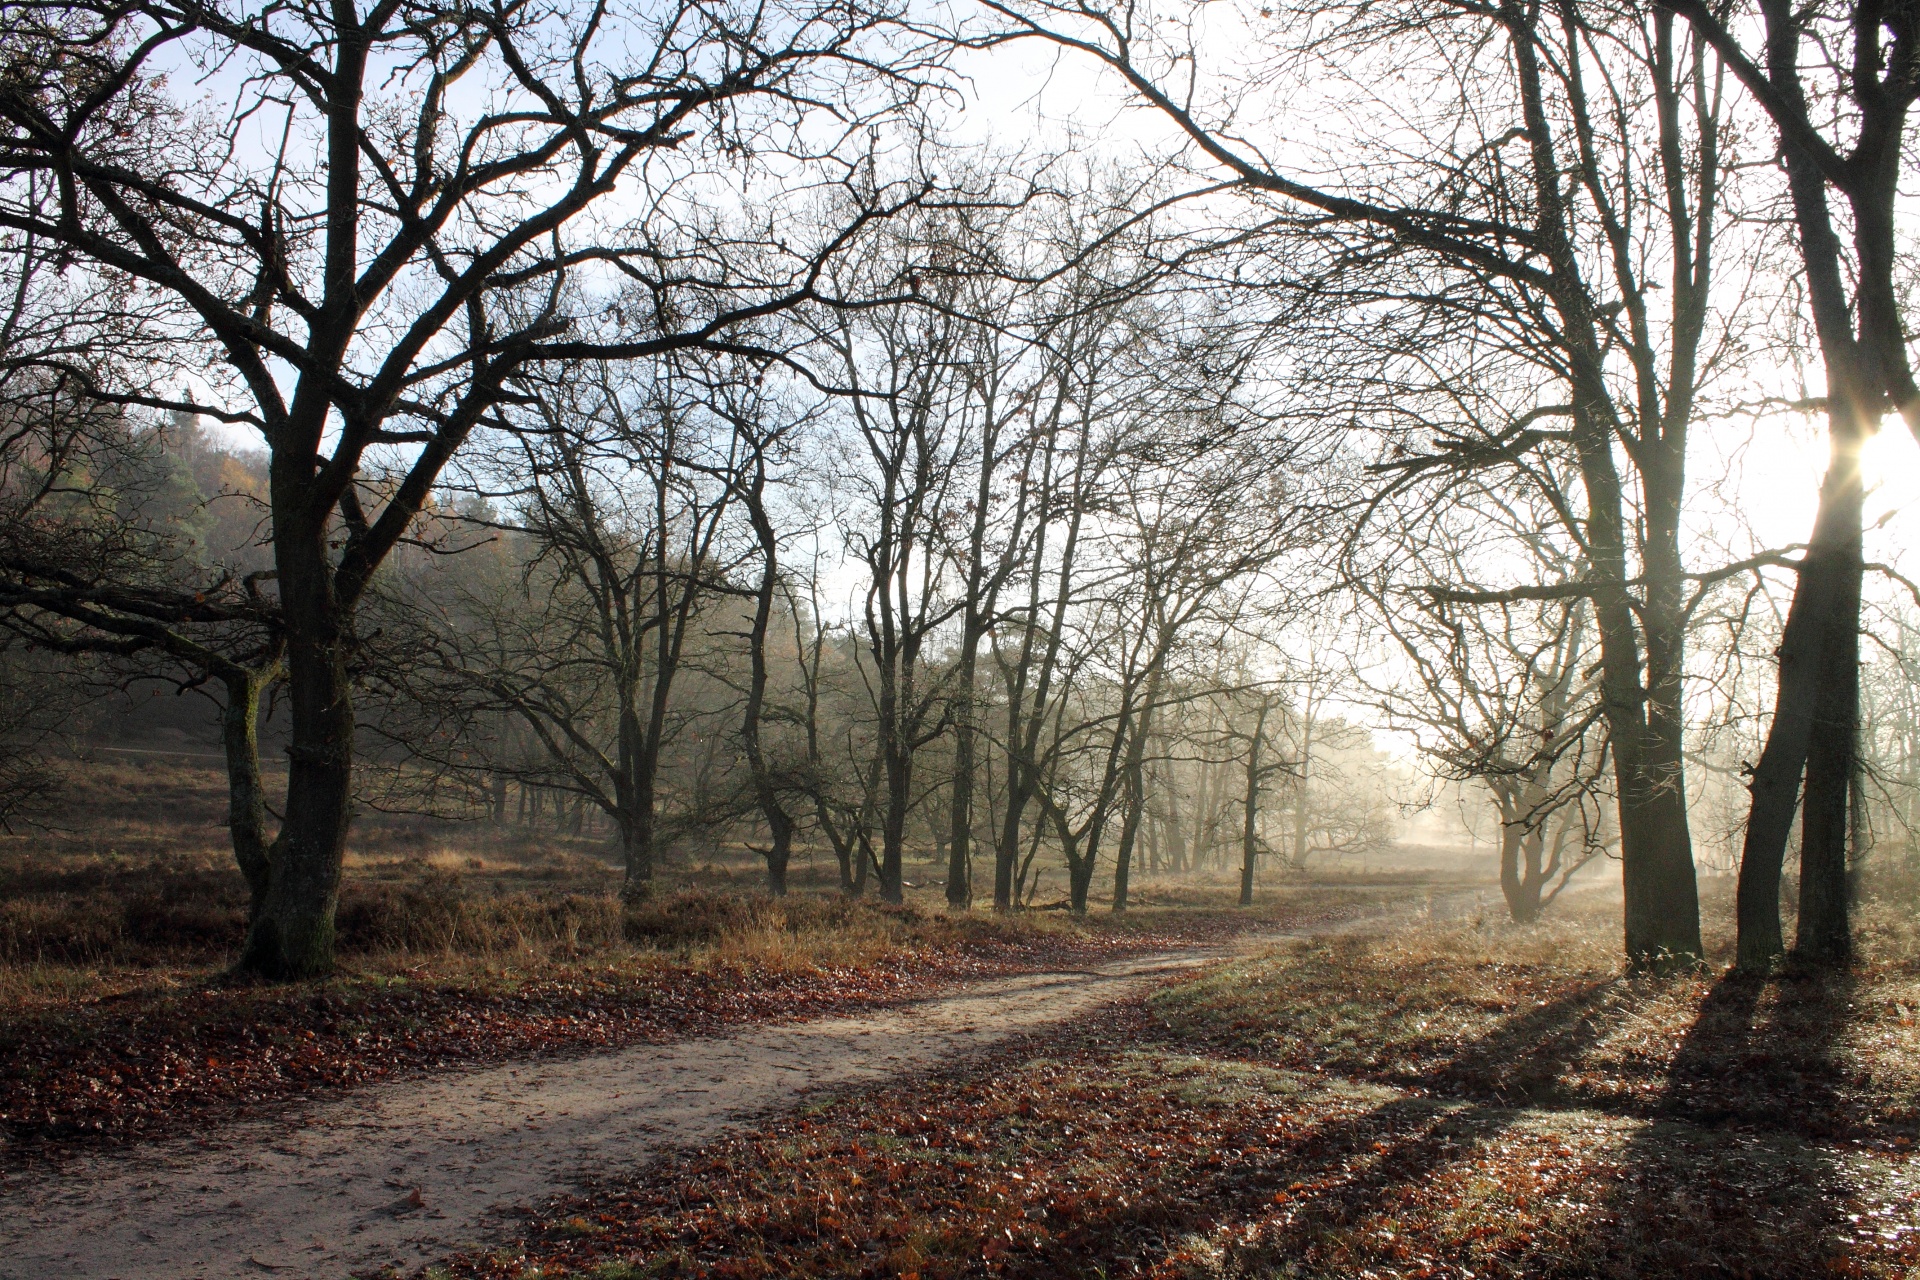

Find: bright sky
[173,3,1920,633]
[935,13,1920,592]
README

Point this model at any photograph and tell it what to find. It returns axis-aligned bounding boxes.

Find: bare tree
[0,0,951,973]
[974,0,1760,961]
[0,377,283,908]
[1359,508,1609,922]
[381,359,750,896]
[1666,0,1920,968]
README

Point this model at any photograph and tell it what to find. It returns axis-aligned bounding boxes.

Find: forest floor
[0,894,1421,1279]
[409,891,1920,1280]
[20,759,1903,1278]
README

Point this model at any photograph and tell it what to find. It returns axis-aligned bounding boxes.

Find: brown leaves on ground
[424,904,1920,1280]
[0,891,1367,1154]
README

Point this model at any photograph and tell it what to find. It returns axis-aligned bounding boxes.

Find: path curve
[0,949,1228,1279]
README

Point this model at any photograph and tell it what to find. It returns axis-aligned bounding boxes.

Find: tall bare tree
[1667,0,1920,968]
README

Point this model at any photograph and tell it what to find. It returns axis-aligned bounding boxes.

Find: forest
[2,0,1920,1275]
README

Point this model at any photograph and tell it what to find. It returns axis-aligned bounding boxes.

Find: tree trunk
[1736,405,1867,969]
[1796,439,1864,963]
[1504,8,1703,969]
[1725,0,1904,972]
[947,690,977,911]
[878,751,908,904]
[763,812,794,897]
[1499,817,1548,925]
[994,762,1028,911]
[1110,660,1166,914]
[238,528,353,979]
[620,770,657,900]
[221,666,275,920]
[740,481,797,899]
[1067,851,1095,915]
[1290,712,1314,873]
[818,803,858,895]
[1239,700,1270,908]
[1165,779,1187,874]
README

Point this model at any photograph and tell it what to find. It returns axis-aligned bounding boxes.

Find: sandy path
[0,947,1238,1280]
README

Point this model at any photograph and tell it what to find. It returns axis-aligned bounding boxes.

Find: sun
[1861,417,1920,532]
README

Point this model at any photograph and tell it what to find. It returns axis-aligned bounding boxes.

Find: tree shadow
[1018,985,1633,1277]
[1579,967,1868,1278]
[1019,973,1900,1279]
[1418,978,1626,1106]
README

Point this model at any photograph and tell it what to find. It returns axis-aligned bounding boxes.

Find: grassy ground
[0,756,1394,999]
[427,890,1920,1280]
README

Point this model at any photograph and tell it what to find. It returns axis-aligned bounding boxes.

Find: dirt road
[1,948,1236,1279]
[0,886,1491,1280]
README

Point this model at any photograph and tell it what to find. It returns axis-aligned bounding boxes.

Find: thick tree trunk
[620,767,657,900]
[762,811,794,897]
[1615,758,1699,964]
[1736,408,1867,969]
[1631,488,1705,964]
[238,530,352,979]
[833,835,856,893]
[1067,852,1095,915]
[615,795,657,900]
[1504,6,1704,969]
[1728,0,1904,971]
[1499,819,1547,924]
[1796,432,1865,964]
[1498,821,1526,922]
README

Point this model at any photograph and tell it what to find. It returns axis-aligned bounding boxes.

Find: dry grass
[1152,886,1920,1138]
[0,756,1429,1012]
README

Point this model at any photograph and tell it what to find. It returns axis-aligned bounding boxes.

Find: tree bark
[740,460,797,898]
[1795,419,1866,963]
[239,519,352,979]
[1728,0,1889,970]
[1110,658,1165,913]
[1239,700,1271,907]
[221,665,276,920]
[946,654,979,910]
